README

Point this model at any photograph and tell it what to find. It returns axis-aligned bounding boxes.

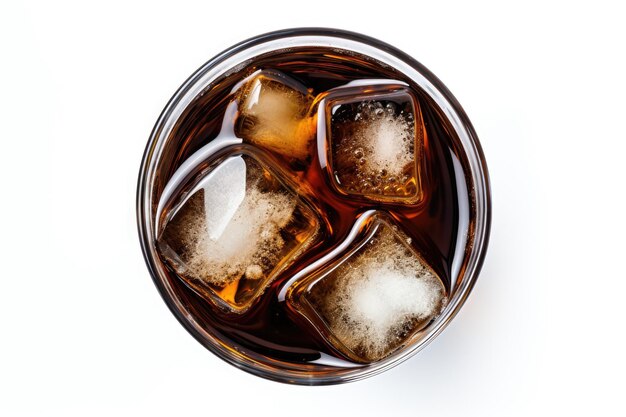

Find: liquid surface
[151,48,473,369]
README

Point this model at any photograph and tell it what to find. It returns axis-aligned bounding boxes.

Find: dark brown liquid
[151,48,474,369]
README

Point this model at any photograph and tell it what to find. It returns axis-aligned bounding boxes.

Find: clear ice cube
[291,213,446,363]
[318,81,425,203]
[234,70,315,163]
[158,153,319,313]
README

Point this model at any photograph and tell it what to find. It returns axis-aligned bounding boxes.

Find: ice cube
[234,70,315,162]
[158,153,319,313]
[318,81,424,203]
[291,214,446,362]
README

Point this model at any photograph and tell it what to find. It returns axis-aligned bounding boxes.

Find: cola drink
[139,35,487,378]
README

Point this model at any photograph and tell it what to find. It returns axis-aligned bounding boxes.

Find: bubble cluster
[306,221,446,362]
[178,185,296,285]
[331,100,417,199]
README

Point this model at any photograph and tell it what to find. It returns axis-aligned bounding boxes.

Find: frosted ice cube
[318,81,424,203]
[158,154,319,313]
[234,70,315,162]
[292,214,446,362]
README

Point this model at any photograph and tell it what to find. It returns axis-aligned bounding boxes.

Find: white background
[1,0,625,415]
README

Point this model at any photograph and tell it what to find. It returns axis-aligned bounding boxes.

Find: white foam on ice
[189,186,296,285]
[168,159,298,286]
[214,186,292,258]
[359,109,414,177]
[312,222,445,360]
[346,266,442,351]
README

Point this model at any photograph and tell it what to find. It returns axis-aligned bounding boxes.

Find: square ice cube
[317,81,425,203]
[158,153,319,313]
[234,70,316,163]
[289,213,446,362]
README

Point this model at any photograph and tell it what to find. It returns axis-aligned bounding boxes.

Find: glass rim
[137,27,492,385]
